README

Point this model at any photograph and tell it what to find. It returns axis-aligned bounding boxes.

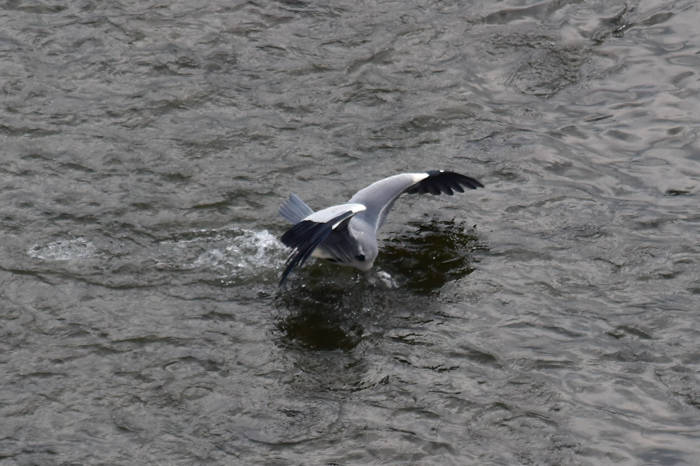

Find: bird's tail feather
[278,193,314,224]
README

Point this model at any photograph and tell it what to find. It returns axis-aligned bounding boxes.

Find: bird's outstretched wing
[279,204,366,285]
[349,170,483,231]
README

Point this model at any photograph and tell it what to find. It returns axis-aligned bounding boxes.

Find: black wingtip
[407,170,484,195]
[278,210,357,286]
[279,260,295,286]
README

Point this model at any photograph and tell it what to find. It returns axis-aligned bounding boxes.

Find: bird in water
[278,170,484,285]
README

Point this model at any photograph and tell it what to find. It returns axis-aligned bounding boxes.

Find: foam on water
[192,229,287,276]
[27,238,98,261]
[152,228,288,284]
[26,231,287,285]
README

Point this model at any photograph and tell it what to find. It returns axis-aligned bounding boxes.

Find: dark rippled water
[2,0,699,464]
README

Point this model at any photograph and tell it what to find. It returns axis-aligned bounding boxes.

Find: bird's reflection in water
[275,220,485,351]
[275,276,367,351]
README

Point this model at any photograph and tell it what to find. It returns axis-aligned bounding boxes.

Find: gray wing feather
[279,204,365,285]
[348,171,483,232]
[348,174,423,232]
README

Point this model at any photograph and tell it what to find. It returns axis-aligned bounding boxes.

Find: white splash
[375,270,399,289]
[28,238,97,261]
[192,229,287,275]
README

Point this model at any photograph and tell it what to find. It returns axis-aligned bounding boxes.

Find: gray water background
[2,0,700,464]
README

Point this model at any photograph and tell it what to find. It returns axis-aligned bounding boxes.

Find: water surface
[1,0,699,464]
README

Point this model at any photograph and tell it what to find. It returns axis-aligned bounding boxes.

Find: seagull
[278,170,484,285]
